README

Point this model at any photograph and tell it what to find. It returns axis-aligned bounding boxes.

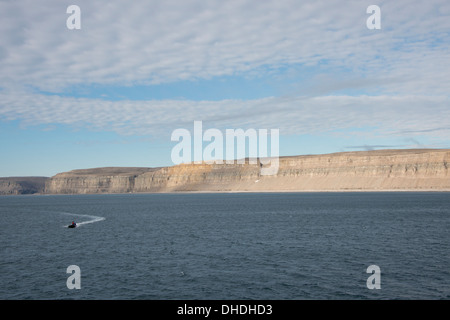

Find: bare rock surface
[42,149,450,194]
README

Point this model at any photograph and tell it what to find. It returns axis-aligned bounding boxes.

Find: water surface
[0,192,449,299]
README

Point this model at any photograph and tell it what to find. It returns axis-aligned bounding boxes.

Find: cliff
[0,177,48,195]
[43,149,450,194]
[44,167,158,194]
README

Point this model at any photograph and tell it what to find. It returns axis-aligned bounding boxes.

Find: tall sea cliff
[42,149,450,194]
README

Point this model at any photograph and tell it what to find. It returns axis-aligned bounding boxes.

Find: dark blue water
[0,192,449,299]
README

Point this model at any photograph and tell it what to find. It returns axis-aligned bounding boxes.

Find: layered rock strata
[0,177,48,195]
[43,149,450,194]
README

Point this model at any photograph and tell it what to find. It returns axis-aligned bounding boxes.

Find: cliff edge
[0,177,48,195]
[44,149,450,194]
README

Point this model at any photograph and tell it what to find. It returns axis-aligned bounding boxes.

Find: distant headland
[1,149,449,195]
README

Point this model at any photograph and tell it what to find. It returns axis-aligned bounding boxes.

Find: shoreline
[3,149,449,196]
[2,188,450,196]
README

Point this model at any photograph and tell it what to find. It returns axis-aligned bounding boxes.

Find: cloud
[344,138,446,151]
[0,0,449,150]
[0,0,449,95]
[1,89,449,143]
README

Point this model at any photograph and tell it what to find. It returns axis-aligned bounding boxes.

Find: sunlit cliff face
[43,149,450,194]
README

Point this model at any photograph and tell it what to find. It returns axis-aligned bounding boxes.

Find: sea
[0,192,449,300]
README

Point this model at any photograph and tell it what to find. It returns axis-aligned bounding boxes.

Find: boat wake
[76,214,105,226]
[60,212,105,227]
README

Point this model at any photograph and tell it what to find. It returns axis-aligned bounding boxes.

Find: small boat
[68,224,76,228]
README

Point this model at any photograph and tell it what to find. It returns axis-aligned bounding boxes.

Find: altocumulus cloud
[0,0,449,142]
[1,89,449,140]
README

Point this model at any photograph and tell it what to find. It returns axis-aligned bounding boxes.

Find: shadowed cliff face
[44,167,159,194]
[0,177,48,195]
[42,149,450,194]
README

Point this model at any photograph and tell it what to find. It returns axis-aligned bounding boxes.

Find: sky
[0,0,449,177]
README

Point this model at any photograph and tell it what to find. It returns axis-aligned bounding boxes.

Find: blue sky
[1,0,449,177]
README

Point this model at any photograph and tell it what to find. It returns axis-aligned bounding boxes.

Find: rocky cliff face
[44,167,158,194]
[0,177,48,195]
[43,149,450,194]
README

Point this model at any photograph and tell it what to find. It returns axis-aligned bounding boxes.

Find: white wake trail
[76,215,105,226]
[60,212,105,227]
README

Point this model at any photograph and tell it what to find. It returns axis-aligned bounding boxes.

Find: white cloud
[1,89,449,142]
[0,0,449,94]
[0,0,449,147]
